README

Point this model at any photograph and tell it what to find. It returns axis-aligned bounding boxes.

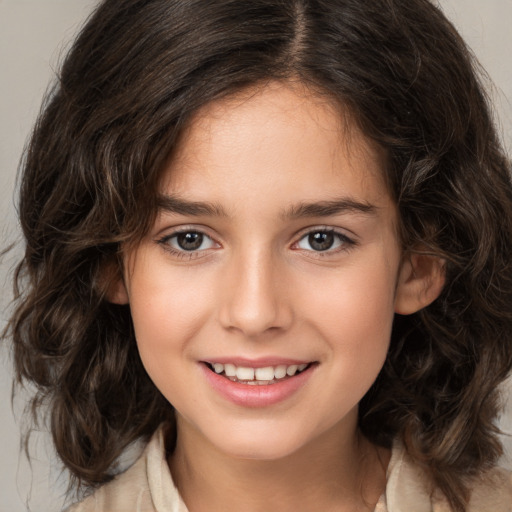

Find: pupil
[309,232,334,251]
[177,232,203,251]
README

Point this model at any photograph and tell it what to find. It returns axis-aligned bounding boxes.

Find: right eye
[159,230,218,253]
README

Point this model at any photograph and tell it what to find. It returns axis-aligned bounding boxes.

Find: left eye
[165,231,216,252]
[296,230,349,252]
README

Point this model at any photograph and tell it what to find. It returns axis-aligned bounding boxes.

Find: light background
[1,0,511,510]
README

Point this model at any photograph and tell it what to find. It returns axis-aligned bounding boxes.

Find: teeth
[255,367,274,381]
[286,365,298,376]
[274,365,287,379]
[209,362,310,382]
[236,367,255,380]
[224,363,236,377]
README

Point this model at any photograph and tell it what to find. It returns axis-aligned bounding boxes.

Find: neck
[168,415,389,512]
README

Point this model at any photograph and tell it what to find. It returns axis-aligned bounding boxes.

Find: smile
[201,359,316,407]
[206,362,310,385]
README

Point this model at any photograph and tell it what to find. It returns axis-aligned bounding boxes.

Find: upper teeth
[211,363,308,381]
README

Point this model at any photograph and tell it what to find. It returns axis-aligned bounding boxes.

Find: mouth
[204,361,313,385]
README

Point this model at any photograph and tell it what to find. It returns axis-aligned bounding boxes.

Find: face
[116,82,414,461]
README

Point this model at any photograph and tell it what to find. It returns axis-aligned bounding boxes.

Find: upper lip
[202,357,314,368]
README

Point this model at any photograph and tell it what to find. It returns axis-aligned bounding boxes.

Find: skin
[112,81,444,511]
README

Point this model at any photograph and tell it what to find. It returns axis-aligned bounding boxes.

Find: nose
[219,247,293,337]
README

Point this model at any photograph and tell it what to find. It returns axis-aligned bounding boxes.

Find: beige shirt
[68,429,512,512]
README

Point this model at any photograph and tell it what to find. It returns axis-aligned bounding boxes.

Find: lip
[204,356,311,367]
[200,360,316,408]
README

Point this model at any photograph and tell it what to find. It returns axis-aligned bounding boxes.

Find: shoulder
[385,443,512,512]
[65,453,152,512]
[65,426,185,512]
[465,466,512,512]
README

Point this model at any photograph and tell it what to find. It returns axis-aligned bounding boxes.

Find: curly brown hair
[7,0,512,510]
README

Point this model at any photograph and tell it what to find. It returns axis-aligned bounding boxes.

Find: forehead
[160,81,390,210]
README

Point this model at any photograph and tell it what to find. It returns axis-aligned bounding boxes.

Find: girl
[7,0,512,510]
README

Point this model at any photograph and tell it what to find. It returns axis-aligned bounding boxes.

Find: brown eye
[161,231,217,252]
[296,229,354,253]
[176,232,204,251]
[308,232,335,251]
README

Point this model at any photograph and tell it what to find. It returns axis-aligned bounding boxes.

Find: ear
[107,276,130,305]
[394,252,445,315]
[101,258,130,305]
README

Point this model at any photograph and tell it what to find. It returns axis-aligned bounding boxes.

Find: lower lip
[201,364,315,408]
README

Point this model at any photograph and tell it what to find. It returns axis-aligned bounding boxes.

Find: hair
[6,0,512,510]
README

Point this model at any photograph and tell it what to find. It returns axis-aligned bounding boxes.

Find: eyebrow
[156,194,377,219]
[156,194,228,217]
[282,198,377,219]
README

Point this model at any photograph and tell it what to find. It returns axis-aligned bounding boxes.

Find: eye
[160,231,217,252]
[295,230,353,252]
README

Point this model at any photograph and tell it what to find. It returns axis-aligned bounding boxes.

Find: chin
[220,438,301,461]
[204,421,314,461]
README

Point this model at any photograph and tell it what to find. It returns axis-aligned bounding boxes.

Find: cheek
[299,260,397,334]
[129,255,211,331]
[295,256,397,385]
[313,267,396,380]
[127,259,215,381]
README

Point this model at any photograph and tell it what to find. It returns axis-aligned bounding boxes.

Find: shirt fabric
[67,428,512,512]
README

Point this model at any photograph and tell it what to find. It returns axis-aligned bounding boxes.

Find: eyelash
[157,229,219,260]
[292,228,357,257]
[157,227,357,260]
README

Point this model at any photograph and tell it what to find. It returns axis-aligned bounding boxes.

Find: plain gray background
[1,1,512,510]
